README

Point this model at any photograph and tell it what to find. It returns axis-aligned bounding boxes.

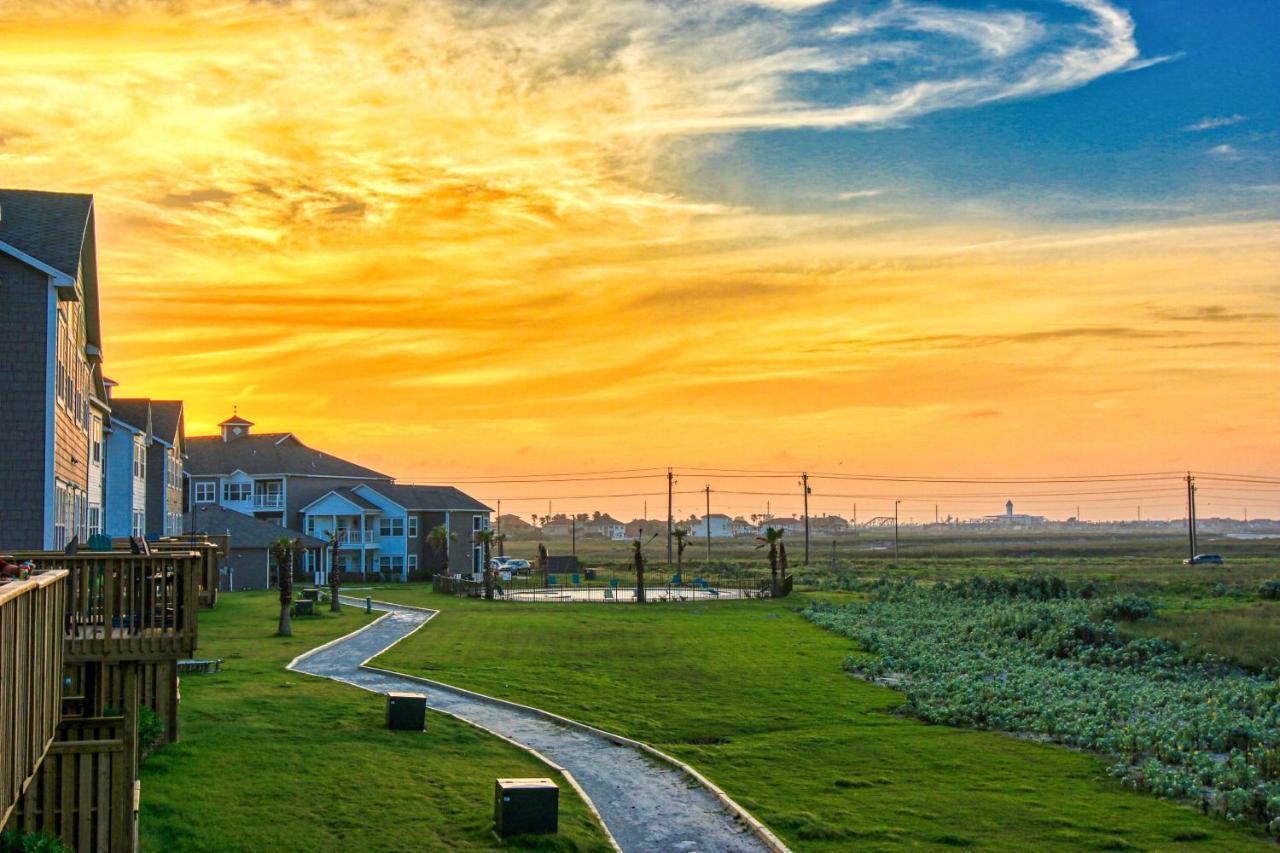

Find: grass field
[138,593,612,852]
[366,585,1270,852]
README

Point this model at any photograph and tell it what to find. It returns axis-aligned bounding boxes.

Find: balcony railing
[10,552,200,663]
[336,530,377,546]
[0,570,67,827]
[252,494,284,510]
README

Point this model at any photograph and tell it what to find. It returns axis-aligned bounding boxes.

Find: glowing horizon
[1,0,1276,521]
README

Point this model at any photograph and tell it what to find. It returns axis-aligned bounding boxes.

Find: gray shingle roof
[186,432,391,479]
[335,487,382,511]
[0,188,93,278]
[185,504,325,550]
[109,399,151,434]
[362,482,491,513]
[149,401,184,447]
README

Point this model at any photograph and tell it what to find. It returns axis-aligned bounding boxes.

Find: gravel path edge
[288,596,791,853]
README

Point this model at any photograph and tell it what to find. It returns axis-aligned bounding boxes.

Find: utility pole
[1186,473,1197,561]
[801,472,811,565]
[830,539,836,571]
[893,499,900,566]
[497,499,501,534]
[934,503,938,525]
[667,468,674,565]
[1137,505,1141,523]
[572,515,577,557]
[852,503,857,539]
[704,484,712,566]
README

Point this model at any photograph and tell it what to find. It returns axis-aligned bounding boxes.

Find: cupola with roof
[219,410,255,442]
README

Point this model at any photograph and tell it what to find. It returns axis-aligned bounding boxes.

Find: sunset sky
[2,0,1276,520]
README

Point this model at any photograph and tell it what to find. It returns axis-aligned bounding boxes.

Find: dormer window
[218,411,255,442]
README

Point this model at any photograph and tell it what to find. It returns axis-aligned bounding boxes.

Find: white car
[505,558,532,573]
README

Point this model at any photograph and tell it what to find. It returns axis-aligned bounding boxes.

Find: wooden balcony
[112,534,227,609]
[0,570,67,827]
[8,552,200,663]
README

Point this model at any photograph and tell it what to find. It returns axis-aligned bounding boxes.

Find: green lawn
[368,586,1269,852]
[139,593,612,853]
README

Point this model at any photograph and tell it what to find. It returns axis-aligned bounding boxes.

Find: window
[407,554,418,572]
[473,515,482,531]
[305,516,316,535]
[87,504,102,536]
[223,482,251,502]
[408,516,419,538]
[131,509,145,539]
[194,481,216,503]
[133,441,146,480]
[377,555,405,574]
[53,483,68,549]
[378,517,405,537]
[91,418,102,463]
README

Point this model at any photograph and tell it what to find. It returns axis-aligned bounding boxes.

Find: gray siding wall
[0,257,51,548]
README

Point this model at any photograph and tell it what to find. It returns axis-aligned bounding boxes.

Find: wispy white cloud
[1208,144,1244,161]
[1185,114,1248,132]
[833,188,884,200]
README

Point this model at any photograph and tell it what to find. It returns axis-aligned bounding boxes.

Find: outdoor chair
[571,573,580,585]
[548,575,558,586]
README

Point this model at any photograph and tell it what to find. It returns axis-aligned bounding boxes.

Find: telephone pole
[893,499,901,566]
[667,468,674,565]
[801,472,811,565]
[571,515,577,557]
[704,484,712,566]
[1186,473,1197,561]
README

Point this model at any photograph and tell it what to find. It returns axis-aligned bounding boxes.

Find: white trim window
[131,509,145,539]
[87,503,102,537]
[133,440,146,480]
[305,516,316,535]
[377,555,405,574]
[223,482,251,502]
[194,481,216,503]
[407,516,419,538]
[91,417,103,464]
[378,517,405,537]
[53,482,68,549]
[407,554,418,572]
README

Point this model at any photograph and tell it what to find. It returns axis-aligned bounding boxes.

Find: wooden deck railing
[9,552,200,662]
[0,571,67,828]
[111,535,228,609]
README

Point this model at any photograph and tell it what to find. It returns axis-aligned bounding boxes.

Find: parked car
[1183,554,1224,565]
[488,556,513,570]
[505,558,531,574]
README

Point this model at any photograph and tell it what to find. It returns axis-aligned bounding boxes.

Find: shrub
[1259,580,1280,601]
[0,830,70,853]
[1096,595,1156,621]
[138,706,165,762]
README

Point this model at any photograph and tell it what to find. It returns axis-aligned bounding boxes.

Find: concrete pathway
[288,597,774,853]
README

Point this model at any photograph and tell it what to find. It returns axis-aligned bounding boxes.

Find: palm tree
[537,542,549,586]
[756,526,784,596]
[475,528,496,600]
[270,536,299,636]
[323,529,343,612]
[672,527,690,579]
[495,532,507,558]
[631,536,647,604]
[428,524,455,575]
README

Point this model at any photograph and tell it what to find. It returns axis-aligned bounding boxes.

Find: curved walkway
[288,597,776,853]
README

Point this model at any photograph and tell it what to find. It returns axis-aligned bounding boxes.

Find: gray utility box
[386,692,427,731]
[293,599,315,616]
[494,778,559,838]
[301,588,321,601]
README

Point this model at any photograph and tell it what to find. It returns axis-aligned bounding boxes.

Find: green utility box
[494,778,559,838]
[301,588,321,601]
[386,692,427,731]
[293,599,315,616]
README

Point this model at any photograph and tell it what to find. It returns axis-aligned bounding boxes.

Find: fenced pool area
[432,571,784,602]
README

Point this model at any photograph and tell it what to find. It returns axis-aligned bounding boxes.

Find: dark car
[1182,554,1224,565]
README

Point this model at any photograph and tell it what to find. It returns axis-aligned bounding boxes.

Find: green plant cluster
[803,578,1280,834]
[0,830,68,853]
[1260,580,1280,601]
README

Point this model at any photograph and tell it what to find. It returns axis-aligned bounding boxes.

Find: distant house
[731,517,758,537]
[689,513,734,538]
[187,503,324,591]
[982,500,1048,526]
[300,482,491,581]
[540,516,575,537]
[496,514,536,535]
[584,514,625,540]
[625,518,666,538]
[766,517,806,535]
[809,515,850,536]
